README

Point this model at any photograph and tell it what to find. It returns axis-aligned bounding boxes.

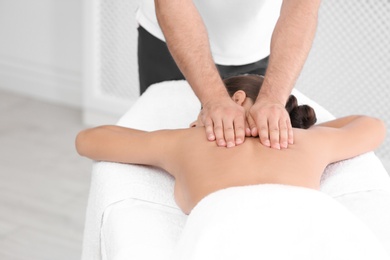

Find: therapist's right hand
[200,97,248,148]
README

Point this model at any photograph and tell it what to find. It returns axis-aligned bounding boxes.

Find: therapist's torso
[136,0,283,65]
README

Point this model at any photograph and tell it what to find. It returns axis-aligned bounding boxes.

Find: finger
[257,117,270,147]
[247,114,258,137]
[233,116,246,145]
[213,119,226,147]
[244,118,251,137]
[223,118,236,148]
[268,117,280,149]
[204,118,215,141]
[279,119,288,149]
[287,119,294,145]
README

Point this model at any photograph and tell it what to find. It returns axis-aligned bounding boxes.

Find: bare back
[162,127,330,214]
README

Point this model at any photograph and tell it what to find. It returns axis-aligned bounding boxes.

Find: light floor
[0,89,92,260]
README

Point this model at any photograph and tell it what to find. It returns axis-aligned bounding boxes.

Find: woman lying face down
[76,75,386,215]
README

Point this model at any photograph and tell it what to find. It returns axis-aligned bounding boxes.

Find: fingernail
[236,138,243,145]
[281,142,288,149]
[208,134,215,141]
[227,142,235,148]
[264,140,271,147]
[218,140,226,146]
[251,128,257,136]
[275,143,281,150]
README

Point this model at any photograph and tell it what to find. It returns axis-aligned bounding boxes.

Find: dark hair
[223,74,317,129]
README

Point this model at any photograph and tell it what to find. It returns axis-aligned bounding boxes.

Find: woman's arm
[75,125,180,170]
[316,115,361,128]
[311,115,386,163]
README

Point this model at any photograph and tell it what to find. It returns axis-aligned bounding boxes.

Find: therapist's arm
[247,0,322,149]
[155,0,247,148]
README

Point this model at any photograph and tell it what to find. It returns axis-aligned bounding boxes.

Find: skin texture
[76,94,386,215]
[154,0,322,149]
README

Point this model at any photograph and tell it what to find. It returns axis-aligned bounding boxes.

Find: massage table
[81,80,390,259]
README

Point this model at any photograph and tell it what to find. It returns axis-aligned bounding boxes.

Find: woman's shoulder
[147,127,210,155]
[149,127,205,141]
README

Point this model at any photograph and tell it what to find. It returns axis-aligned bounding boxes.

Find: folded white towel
[172,184,389,260]
[321,152,390,196]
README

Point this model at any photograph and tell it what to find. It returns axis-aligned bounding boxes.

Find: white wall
[295,0,390,159]
[0,0,83,107]
[83,0,140,125]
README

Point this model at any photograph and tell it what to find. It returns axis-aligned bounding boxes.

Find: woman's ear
[232,90,247,105]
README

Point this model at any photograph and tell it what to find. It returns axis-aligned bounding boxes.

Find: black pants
[138,26,269,94]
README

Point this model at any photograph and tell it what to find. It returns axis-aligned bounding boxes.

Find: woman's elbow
[376,117,387,145]
[75,126,112,158]
[366,116,387,148]
[75,129,90,157]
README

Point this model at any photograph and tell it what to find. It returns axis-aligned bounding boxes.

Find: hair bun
[285,95,317,129]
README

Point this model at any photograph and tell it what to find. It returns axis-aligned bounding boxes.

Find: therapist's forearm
[258,0,321,104]
[155,0,229,104]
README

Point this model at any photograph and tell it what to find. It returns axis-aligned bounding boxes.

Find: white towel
[172,184,389,260]
[321,152,390,196]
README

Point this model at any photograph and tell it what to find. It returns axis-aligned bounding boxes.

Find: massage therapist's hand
[201,97,248,148]
[247,96,293,149]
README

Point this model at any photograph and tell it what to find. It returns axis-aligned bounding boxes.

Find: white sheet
[172,185,389,260]
[81,80,390,260]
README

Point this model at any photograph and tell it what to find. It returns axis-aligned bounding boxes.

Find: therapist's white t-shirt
[136,0,283,66]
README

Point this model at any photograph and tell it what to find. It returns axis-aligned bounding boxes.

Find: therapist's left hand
[247,97,293,149]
